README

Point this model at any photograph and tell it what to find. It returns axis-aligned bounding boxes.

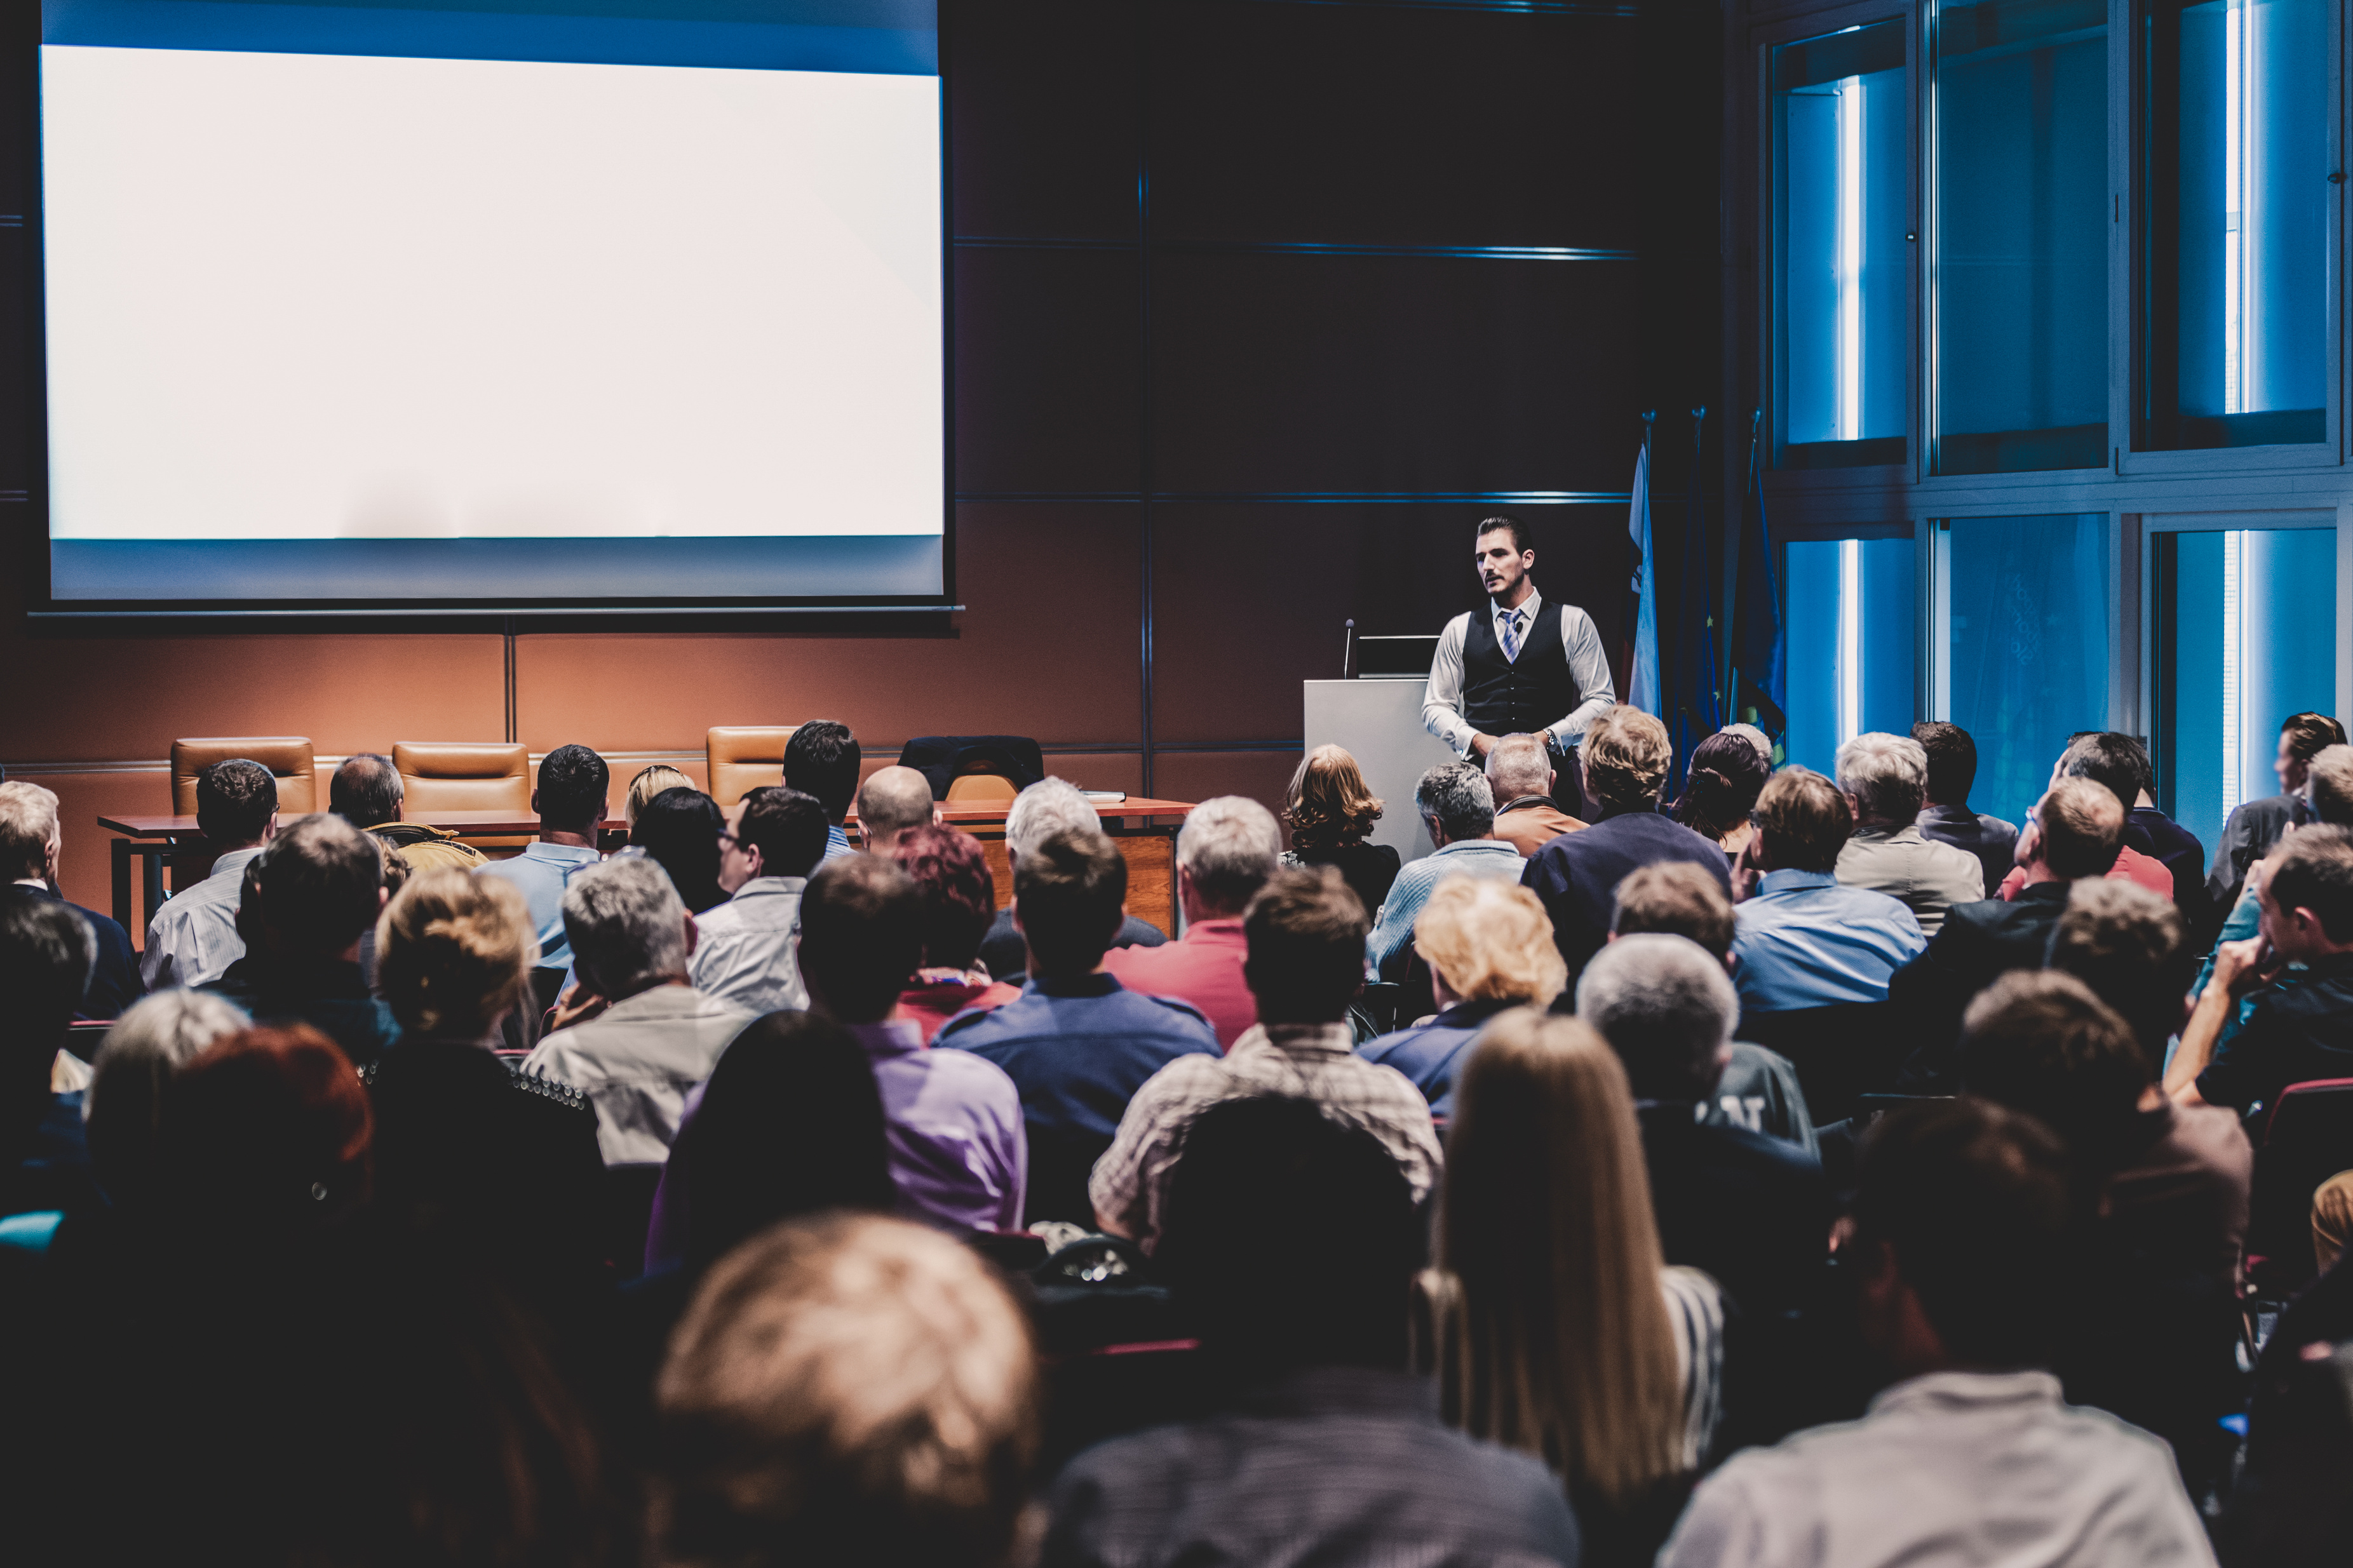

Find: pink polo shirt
[1101,918,1257,1050]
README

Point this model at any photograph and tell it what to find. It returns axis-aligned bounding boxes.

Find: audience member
[1523,705,1732,983]
[0,895,97,1219]
[2208,710,2347,918]
[977,779,1167,981]
[0,781,140,1019]
[891,824,1021,1037]
[1366,762,1524,977]
[1282,743,1404,921]
[140,757,277,990]
[160,1023,375,1247]
[854,763,937,856]
[1722,723,1773,761]
[783,718,862,864]
[1428,1010,1725,1564]
[797,854,1027,1232]
[1357,876,1566,1116]
[1048,1096,1581,1568]
[1992,732,2174,901]
[1656,1099,2213,1568]
[1731,767,1926,1015]
[654,1213,1040,1568]
[2227,1337,2353,1568]
[2048,878,2198,1068]
[1610,862,1818,1155]
[1091,868,1441,1250]
[1103,794,1280,1046]
[1832,732,1985,935]
[329,751,485,874]
[939,829,1217,1223]
[1577,934,1830,1320]
[2190,742,2353,1012]
[199,814,400,1067]
[476,741,609,982]
[623,763,693,827]
[1671,728,1770,860]
[1485,732,1587,857]
[1911,720,2019,899]
[80,989,248,1214]
[2106,733,2209,927]
[629,785,729,913]
[522,857,753,1167]
[1890,778,2125,1090]
[690,785,828,1014]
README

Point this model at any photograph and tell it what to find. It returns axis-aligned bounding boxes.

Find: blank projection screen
[37,0,943,607]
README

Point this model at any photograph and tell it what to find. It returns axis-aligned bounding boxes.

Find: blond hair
[1284,744,1384,852]
[1413,876,1567,1006]
[374,868,537,1040]
[625,765,694,828]
[1582,706,1673,812]
[0,780,61,882]
[1428,1011,1687,1504]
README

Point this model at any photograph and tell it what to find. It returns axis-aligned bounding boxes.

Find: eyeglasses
[717,829,744,850]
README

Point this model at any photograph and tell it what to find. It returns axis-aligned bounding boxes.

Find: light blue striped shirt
[1365,839,1527,972]
[1732,868,1926,1013]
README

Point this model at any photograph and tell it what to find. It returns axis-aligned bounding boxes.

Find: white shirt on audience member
[521,984,754,1165]
[687,874,809,1017]
[1656,1369,2216,1568]
[138,845,266,991]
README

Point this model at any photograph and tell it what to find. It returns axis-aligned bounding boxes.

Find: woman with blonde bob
[1280,744,1401,923]
[1357,875,1566,1116]
[623,764,694,829]
[1422,1011,1724,1566]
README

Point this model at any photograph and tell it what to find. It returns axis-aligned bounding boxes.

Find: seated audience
[798,854,1027,1232]
[1103,794,1281,1046]
[1833,732,1985,935]
[623,763,692,827]
[628,785,729,914]
[2050,879,2201,1069]
[1577,934,1830,1321]
[1426,1010,1723,1565]
[689,784,828,1014]
[1657,1099,2213,1568]
[476,740,608,981]
[1671,728,1770,861]
[0,780,139,1018]
[2208,710,2347,919]
[0,895,98,1219]
[1365,763,1523,977]
[1890,777,2125,1090]
[1732,767,1926,1014]
[891,824,1021,1038]
[199,814,400,1067]
[1048,1096,1580,1568]
[2227,1336,2353,1568]
[1910,720,2020,902]
[938,829,1217,1224]
[79,989,248,1214]
[159,1024,375,1249]
[329,752,485,874]
[1989,732,2173,903]
[2192,742,2353,1004]
[1357,876,1567,1116]
[1722,722,1773,761]
[1610,862,1817,1155]
[2108,734,2208,928]
[854,763,938,856]
[655,1213,1039,1568]
[978,779,1167,981]
[1282,743,1403,921]
[1523,705,1732,983]
[522,857,753,1167]
[140,756,277,990]
[1486,732,1586,857]
[1091,868,1441,1250]
[783,718,862,864]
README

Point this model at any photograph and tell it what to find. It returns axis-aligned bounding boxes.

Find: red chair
[2246,1079,2353,1292]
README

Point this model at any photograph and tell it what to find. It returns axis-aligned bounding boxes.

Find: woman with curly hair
[1672,729,1771,862]
[1280,744,1401,922]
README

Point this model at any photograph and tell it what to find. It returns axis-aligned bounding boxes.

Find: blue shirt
[936,973,1220,1141]
[1356,998,1518,1118]
[1732,868,1926,1013]
[476,841,603,970]
[823,823,855,863]
[1366,840,1527,974]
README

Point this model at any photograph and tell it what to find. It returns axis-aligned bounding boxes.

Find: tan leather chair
[170,737,316,816]
[944,770,1021,804]
[391,742,531,815]
[707,727,795,812]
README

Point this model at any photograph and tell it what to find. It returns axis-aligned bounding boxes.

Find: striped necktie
[1499,608,1521,662]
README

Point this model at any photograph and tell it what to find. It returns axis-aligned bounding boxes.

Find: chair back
[1736,1002,1896,1127]
[2263,1077,2353,1149]
[391,742,530,815]
[945,770,1021,804]
[706,726,795,811]
[170,737,316,817]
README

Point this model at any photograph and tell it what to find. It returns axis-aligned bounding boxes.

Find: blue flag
[1626,420,1661,714]
[1668,409,1720,790]
[1730,411,1786,741]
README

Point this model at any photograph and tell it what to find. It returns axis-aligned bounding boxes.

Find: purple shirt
[849,1019,1027,1233]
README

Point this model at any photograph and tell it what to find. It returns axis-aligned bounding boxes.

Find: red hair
[891,824,998,971]
[167,1024,374,1231]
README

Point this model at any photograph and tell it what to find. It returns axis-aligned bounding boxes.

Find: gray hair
[1836,732,1930,824]
[1575,932,1739,1097]
[84,989,249,1199]
[1004,777,1100,864]
[1723,723,1773,762]
[1176,796,1281,914]
[562,855,689,1000]
[1484,734,1554,802]
[1416,763,1495,842]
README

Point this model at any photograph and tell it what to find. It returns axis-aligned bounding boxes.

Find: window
[2140,0,2328,450]
[1932,0,2109,474]
[1784,536,1917,772]
[1936,514,2110,824]
[1773,20,1908,469]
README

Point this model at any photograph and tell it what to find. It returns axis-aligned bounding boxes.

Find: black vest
[1462,598,1581,737]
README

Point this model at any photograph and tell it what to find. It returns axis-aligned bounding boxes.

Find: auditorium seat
[945,767,1021,804]
[391,742,531,815]
[706,725,794,810]
[170,736,316,815]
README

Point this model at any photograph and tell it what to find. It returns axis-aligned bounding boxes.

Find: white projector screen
[38,1,944,606]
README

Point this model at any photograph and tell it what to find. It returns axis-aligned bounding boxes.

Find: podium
[1302,678,1460,864]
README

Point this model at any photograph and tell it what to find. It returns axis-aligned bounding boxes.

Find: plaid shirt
[1088,1021,1442,1250]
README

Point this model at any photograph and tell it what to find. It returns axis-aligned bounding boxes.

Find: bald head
[329,753,403,829]
[1484,734,1555,803]
[856,766,937,857]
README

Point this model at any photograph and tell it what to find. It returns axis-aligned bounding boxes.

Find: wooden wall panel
[1149,749,1304,845]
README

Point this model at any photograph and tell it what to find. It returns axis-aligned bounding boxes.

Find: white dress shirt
[1421,585,1617,756]
[138,845,266,991]
[686,875,809,1016]
[521,984,755,1165]
[1657,1370,2216,1568]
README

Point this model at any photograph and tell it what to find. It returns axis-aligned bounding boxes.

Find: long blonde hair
[1429,1010,1685,1504]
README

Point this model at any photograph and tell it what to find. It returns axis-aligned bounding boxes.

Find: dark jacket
[2,883,140,1021]
[2208,794,2303,923]
[1914,804,2019,906]
[2195,952,2353,1116]
[977,908,1164,988]
[201,956,401,1068]
[1356,998,1518,1119]
[1520,804,1733,985]
[1891,881,2074,1091]
[2128,805,2210,934]
[1284,840,1403,925]
[1636,1102,1830,1322]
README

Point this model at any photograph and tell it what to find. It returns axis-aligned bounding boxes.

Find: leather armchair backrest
[707,727,795,812]
[391,742,531,815]
[171,737,316,817]
[944,771,1021,803]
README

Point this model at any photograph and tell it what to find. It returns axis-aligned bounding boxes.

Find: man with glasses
[688,786,830,1015]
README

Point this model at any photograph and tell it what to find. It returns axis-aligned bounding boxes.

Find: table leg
[142,847,166,932]
[111,838,133,932]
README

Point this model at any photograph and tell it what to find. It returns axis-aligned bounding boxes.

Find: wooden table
[98,798,1197,937]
